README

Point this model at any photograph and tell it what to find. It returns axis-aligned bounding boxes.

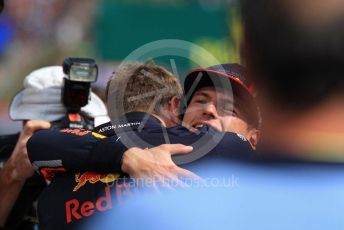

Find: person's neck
[153,113,180,128]
[261,96,344,161]
[132,110,178,128]
[150,113,167,127]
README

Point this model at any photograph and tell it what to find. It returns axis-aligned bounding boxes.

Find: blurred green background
[0,0,242,134]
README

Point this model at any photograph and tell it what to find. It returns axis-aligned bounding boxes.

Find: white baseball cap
[9,66,110,126]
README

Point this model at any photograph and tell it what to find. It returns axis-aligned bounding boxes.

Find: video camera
[50,57,98,130]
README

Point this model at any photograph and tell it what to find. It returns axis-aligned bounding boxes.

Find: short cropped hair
[106,62,183,119]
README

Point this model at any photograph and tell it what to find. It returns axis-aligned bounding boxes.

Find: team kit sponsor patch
[65,172,137,223]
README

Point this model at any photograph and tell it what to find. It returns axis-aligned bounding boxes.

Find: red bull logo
[65,172,134,223]
[73,172,120,192]
[66,182,134,223]
[66,186,112,223]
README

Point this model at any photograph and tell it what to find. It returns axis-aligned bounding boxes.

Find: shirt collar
[93,112,164,136]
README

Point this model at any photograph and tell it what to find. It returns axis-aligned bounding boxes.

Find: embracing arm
[27,129,198,186]
[27,128,126,174]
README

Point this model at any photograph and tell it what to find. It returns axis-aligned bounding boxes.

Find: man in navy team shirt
[27,62,259,229]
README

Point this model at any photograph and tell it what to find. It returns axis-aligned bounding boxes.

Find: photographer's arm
[0,121,50,226]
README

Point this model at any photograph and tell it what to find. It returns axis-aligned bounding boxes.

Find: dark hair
[183,70,260,129]
[241,0,344,108]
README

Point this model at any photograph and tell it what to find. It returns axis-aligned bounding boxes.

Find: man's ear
[155,97,182,128]
[166,96,181,126]
[160,96,180,127]
[247,129,260,150]
[170,96,181,117]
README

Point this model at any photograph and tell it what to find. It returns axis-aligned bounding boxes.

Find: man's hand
[0,120,50,226]
[121,144,202,189]
[2,120,51,184]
